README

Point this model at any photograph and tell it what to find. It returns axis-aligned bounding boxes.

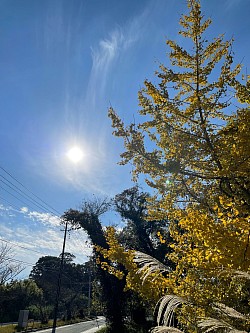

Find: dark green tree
[29,253,88,320]
[0,279,42,322]
[114,186,173,266]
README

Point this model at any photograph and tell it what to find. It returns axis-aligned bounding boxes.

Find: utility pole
[52,221,68,333]
[88,268,91,316]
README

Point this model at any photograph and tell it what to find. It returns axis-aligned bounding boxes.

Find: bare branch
[0,241,24,284]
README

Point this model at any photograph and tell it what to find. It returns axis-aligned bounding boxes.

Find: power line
[0,193,63,231]
[0,234,90,269]
[0,232,91,268]
[0,185,59,219]
[0,175,56,214]
[0,165,93,283]
[0,195,20,211]
[3,255,85,275]
[0,183,60,217]
[0,185,35,210]
[68,231,92,257]
[5,257,36,267]
[0,165,62,216]
[0,237,48,256]
[0,165,66,233]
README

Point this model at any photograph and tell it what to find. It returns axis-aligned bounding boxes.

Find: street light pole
[52,221,68,333]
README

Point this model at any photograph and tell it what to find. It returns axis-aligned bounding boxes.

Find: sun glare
[67,146,84,163]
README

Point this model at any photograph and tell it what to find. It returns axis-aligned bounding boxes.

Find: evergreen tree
[30,254,88,320]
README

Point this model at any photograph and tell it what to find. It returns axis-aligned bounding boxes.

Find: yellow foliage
[107,0,250,331]
[95,227,170,303]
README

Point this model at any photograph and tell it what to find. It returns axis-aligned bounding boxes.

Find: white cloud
[0,223,92,279]
[20,207,29,213]
[27,211,61,227]
[0,204,11,212]
[0,224,15,237]
[0,205,91,280]
[0,204,60,227]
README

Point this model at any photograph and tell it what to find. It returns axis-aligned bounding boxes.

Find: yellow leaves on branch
[107,0,250,330]
[144,81,166,105]
[95,198,250,307]
[170,201,250,272]
[216,109,250,187]
[161,200,250,317]
[95,227,169,303]
[157,231,166,244]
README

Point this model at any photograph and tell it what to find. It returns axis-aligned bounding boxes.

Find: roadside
[80,325,105,333]
[0,317,105,333]
[83,325,106,333]
[36,324,105,333]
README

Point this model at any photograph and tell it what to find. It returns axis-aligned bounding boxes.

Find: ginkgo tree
[109,2,250,213]
[106,0,250,331]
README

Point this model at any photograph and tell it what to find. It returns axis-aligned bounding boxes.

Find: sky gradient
[0,0,249,278]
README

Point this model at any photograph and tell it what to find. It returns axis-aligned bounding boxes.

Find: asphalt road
[37,317,105,333]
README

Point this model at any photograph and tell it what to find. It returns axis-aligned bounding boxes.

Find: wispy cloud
[0,224,15,237]
[23,3,149,197]
[225,0,241,11]
[54,9,149,195]
[86,8,148,108]
[27,211,61,227]
[87,28,125,107]
[0,203,60,228]
[43,1,64,54]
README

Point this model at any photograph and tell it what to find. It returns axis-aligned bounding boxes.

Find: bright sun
[67,146,84,163]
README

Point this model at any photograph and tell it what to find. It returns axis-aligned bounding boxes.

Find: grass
[96,328,107,333]
[0,324,16,333]
[95,325,148,333]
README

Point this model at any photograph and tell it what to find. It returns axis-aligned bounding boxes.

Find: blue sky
[0,0,249,278]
